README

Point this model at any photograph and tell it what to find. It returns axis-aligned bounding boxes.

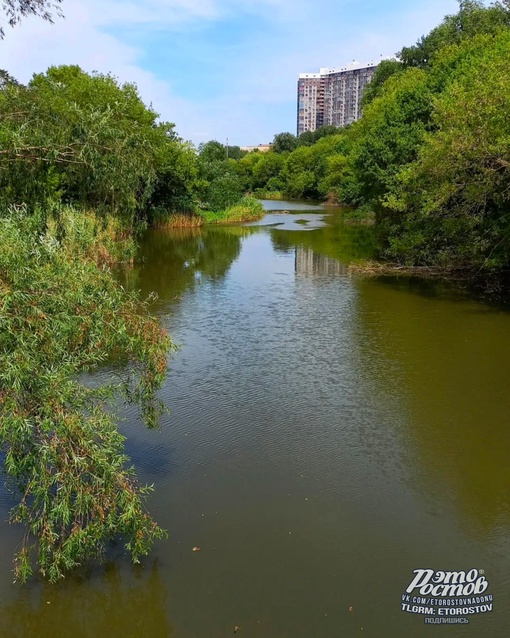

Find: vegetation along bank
[228,1,510,275]
[2,0,510,582]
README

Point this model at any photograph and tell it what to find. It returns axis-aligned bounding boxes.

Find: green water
[0,202,509,637]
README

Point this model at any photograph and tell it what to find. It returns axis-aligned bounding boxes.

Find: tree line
[0,65,260,227]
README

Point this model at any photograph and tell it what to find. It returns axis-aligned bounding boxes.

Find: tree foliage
[272,132,298,154]
[0,65,198,223]
[361,59,403,107]
[0,207,172,582]
[195,141,245,212]
[384,31,510,267]
[398,0,510,68]
[0,0,62,38]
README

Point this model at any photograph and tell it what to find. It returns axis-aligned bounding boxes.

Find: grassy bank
[202,197,264,224]
[150,211,204,230]
[151,197,265,228]
[251,190,285,200]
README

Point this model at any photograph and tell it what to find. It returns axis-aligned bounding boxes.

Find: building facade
[297,61,379,136]
[239,144,272,153]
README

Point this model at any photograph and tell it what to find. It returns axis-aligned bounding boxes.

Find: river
[0,200,509,637]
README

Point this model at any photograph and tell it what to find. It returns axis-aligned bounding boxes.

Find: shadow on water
[365,272,510,312]
[352,276,510,535]
[0,562,172,638]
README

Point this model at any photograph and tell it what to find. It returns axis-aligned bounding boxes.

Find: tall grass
[48,208,138,265]
[252,189,285,200]
[148,197,265,228]
[150,209,204,229]
[202,197,265,224]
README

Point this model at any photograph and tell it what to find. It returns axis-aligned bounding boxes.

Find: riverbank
[348,260,472,279]
[348,260,510,301]
[251,190,285,200]
[151,197,265,229]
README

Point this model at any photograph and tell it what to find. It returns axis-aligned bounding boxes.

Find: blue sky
[1,0,461,146]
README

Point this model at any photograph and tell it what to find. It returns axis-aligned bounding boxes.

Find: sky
[0,0,461,146]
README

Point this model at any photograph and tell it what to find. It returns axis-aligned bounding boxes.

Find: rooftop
[299,57,394,79]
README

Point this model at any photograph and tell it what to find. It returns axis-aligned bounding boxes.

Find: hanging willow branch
[0,208,173,582]
[0,0,63,37]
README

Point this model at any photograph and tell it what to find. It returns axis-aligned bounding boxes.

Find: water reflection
[270,211,377,264]
[3,204,510,637]
[120,226,244,313]
[295,245,347,277]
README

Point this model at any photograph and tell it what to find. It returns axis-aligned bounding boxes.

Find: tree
[398,1,510,68]
[362,59,403,107]
[0,207,171,582]
[384,31,510,268]
[149,131,199,214]
[272,132,298,154]
[232,150,264,191]
[0,65,191,225]
[225,145,246,160]
[297,125,339,146]
[197,140,227,163]
[251,151,285,189]
[205,173,243,211]
[1,0,63,37]
[350,68,433,207]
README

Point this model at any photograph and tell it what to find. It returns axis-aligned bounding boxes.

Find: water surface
[1,201,509,637]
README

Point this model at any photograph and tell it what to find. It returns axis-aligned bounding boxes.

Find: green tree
[0,66,186,225]
[0,207,171,582]
[297,125,338,146]
[198,140,227,163]
[226,145,246,160]
[251,151,285,189]
[272,131,298,154]
[149,129,199,214]
[233,151,264,191]
[362,59,403,107]
[399,0,510,68]
[205,173,243,211]
[350,68,433,207]
[384,31,510,268]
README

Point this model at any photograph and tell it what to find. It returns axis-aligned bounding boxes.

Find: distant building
[297,60,379,136]
[240,144,272,153]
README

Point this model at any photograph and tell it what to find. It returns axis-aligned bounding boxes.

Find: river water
[0,201,509,637]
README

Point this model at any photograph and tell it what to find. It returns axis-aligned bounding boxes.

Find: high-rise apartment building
[297,61,379,136]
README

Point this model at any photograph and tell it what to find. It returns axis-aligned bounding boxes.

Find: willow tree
[0,0,63,37]
[0,207,172,582]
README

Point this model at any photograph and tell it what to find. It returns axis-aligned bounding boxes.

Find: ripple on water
[3,217,510,638]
